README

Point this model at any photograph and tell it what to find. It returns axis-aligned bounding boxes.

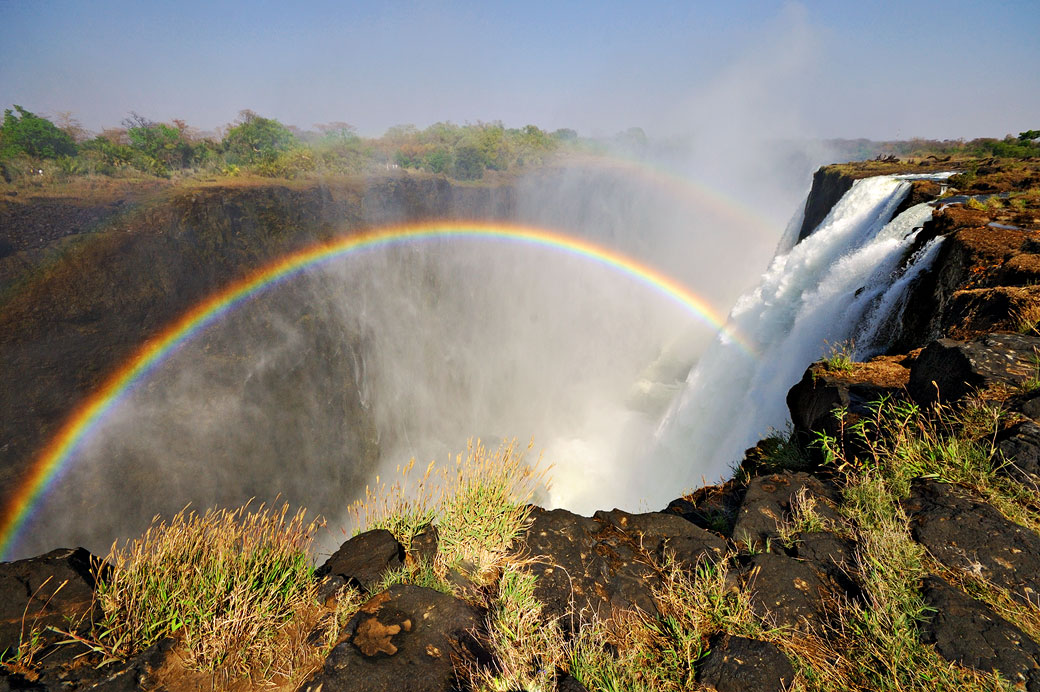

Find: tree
[221,110,295,165]
[1019,130,1040,143]
[0,106,77,159]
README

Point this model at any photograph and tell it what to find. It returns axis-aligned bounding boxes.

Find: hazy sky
[1,0,1038,140]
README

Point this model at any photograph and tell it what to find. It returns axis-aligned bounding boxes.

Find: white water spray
[625,174,950,505]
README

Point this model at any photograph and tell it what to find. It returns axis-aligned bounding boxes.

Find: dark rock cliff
[795,167,855,242]
[0,176,515,513]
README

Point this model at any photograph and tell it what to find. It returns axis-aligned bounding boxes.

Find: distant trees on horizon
[0,106,589,184]
[1,104,1037,186]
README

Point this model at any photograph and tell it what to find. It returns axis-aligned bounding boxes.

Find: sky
[1,0,1038,141]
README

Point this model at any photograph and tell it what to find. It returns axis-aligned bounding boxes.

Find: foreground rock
[522,507,726,623]
[920,576,1040,691]
[908,333,1040,404]
[697,634,794,692]
[903,479,1040,604]
[302,584,485,692]
[0,548,102,657]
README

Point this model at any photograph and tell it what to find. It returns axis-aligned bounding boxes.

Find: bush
[222,111,295,165]
[0,106,77,160]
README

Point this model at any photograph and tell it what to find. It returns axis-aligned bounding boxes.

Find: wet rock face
[920,576,1040,691]
[903,479,1040,604]
[521,507,726,623]
[696,634,794,692]
[303,585,485,692]
[907,333,1040,404]
[797,168,855,243]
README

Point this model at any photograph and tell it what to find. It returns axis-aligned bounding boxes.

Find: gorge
[3,154,1040,690]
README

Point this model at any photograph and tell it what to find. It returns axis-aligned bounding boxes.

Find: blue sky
[1,0,1038,140]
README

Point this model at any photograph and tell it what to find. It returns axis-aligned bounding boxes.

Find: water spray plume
[0,220,752,560]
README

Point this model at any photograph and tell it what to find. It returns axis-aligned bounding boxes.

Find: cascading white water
[645,173,950,499]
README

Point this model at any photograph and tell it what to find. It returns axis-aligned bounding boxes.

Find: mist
[7,2,877,559]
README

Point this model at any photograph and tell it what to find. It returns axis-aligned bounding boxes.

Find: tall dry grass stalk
[93,502,320,678]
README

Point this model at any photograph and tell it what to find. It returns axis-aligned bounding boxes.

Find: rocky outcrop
[521,507,726,622]
[796,168,855,242]
[302,585,486,692]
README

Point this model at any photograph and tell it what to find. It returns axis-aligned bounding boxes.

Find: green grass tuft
[92,502,320,677]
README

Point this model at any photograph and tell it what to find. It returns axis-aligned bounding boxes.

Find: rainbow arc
[0,221,754,559]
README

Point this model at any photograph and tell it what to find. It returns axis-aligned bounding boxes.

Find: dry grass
[347,438,549,585]
[91,502,321,681]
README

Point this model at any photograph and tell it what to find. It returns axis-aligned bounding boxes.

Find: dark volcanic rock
[663,481,743,536]
[903,479,1040,604]
[920,576,1040,690]
[697,634,794,692]
[318,529,404,590]
[302,584,484,692]
[787,360,910,445]
[730,472,841,551]
[741,552,835,631]
[996,419,1040,484]
[0,548,102,657]
[408,524,440,567]
[521,507,726,623]
[908,333,1040,404]
[946,286,1040,339]
[797,168,856,243]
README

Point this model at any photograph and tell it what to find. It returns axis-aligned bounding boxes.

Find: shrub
[0,106,77,160]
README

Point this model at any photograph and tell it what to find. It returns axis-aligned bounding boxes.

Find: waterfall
[647,173,950,499]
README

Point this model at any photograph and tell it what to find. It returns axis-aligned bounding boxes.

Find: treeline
[0,106,583,184]
[828,132,1040,162]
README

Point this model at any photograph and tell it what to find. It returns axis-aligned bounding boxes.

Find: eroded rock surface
[317,529,404,591]
[920,576,1040,690]
[697,634,795,692]
[303,585,484,692]
[908,334,1040,404]
[903,479,1040,604]
[522,507,725,623]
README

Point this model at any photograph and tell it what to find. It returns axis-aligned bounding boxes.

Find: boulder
[946,286,1040,339]
[908,334,1040,404]
[740,552,835,631]
[696,634,794,692]
[786,359,910,444]
[663,480,743,536]
[0,548,103,658]
[730,473,841,551]
[317,529,404,590]
[919,575,1040,690]
[902,479,1040,604]
[302,585,485,692]
[995,419,1040,484]
[521,507,725,623]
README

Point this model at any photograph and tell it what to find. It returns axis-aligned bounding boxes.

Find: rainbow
[0,221,754,559]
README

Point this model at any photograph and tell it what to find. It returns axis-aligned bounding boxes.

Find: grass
[347,438,548,586]
[10,402,1039,691]
[90,502,321,681]
[821,340,856,374]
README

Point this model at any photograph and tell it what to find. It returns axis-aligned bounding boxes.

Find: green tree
[222,110,295,165]
[0,106,77,159]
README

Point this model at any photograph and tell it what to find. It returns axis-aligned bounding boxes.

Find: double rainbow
[0,221,753,559]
